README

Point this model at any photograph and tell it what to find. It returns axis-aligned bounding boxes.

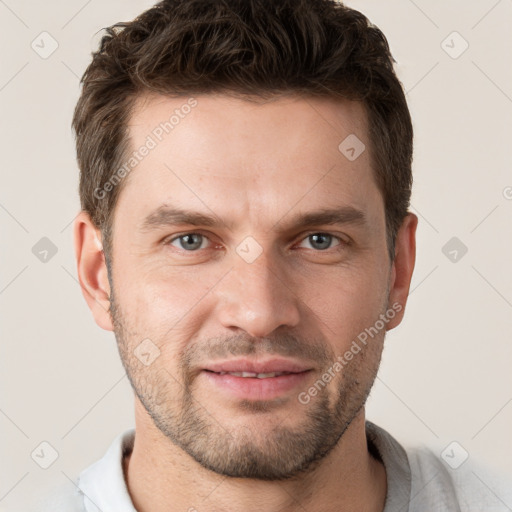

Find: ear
[386,212,418,330]
[73,211,113,331]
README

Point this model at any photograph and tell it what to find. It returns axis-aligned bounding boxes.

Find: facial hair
[109,285,385,481]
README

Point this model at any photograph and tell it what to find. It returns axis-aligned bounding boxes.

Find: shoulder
[365,421,512,511]
[406,444,512,512]
[24,428,136,512]
[24,481,85,512]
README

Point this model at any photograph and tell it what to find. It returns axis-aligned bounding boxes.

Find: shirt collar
[77,421,412,511]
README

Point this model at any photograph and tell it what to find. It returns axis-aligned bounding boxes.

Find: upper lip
[203,358,312,374]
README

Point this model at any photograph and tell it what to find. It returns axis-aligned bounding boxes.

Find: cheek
[122,260,201,312]
[120,265,221,349]
[304,266,388,345]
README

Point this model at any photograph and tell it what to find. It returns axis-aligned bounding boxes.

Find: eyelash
[162,231,349,254]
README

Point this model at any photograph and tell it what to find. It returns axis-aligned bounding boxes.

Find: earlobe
[386,212,418,331]
[73,211,114,331]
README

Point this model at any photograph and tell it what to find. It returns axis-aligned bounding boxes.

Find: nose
[215,246,301,338]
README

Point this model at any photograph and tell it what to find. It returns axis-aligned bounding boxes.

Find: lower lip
[202,370,312,401]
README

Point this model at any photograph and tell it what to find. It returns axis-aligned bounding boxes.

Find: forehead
[114,92,383,233]
[129,92,369,154]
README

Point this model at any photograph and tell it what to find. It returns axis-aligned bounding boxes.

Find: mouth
[205,370,299,378]
[201,359,313,401]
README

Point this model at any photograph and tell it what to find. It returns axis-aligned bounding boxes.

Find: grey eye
[170,233,207,251]
[300,233,341,251]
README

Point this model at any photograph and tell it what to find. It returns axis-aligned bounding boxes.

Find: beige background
[1,0,511,509]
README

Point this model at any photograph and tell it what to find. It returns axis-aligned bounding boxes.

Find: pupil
[182,234,200,249]
[312,234,330,250]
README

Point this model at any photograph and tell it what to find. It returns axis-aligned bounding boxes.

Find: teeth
[217,371,290,378]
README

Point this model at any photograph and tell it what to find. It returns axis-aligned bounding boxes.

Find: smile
[201,367,312,401]
[211,371,294,378]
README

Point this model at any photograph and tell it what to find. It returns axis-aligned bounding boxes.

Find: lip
[202,370,312,401]
[203,358,313,374]
[201,358,313,401]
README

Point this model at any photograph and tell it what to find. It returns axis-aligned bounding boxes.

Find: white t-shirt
[32,421,512,511]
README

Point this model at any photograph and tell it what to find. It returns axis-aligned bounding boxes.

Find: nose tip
[216,254,301,338]
[225,295,300,339]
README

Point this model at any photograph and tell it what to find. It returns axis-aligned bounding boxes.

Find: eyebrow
[139,204,367,234]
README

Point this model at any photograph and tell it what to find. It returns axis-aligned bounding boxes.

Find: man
[38,0,510,510]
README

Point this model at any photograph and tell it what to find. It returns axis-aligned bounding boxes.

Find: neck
[124,401,387,512]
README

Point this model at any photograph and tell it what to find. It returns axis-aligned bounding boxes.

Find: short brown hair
[73,0,413,262]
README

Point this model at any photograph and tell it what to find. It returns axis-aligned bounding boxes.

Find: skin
[74,93,417,512]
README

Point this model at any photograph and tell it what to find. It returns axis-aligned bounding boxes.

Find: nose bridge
[216,241,301,337]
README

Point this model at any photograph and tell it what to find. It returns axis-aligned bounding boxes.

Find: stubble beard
[109,288,384,481]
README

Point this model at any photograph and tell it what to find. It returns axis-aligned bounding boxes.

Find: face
[104,93,400,480]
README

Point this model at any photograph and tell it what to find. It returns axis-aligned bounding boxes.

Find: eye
[163,232,347,254]
[166,233,211,251]
[297,233,344,251]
